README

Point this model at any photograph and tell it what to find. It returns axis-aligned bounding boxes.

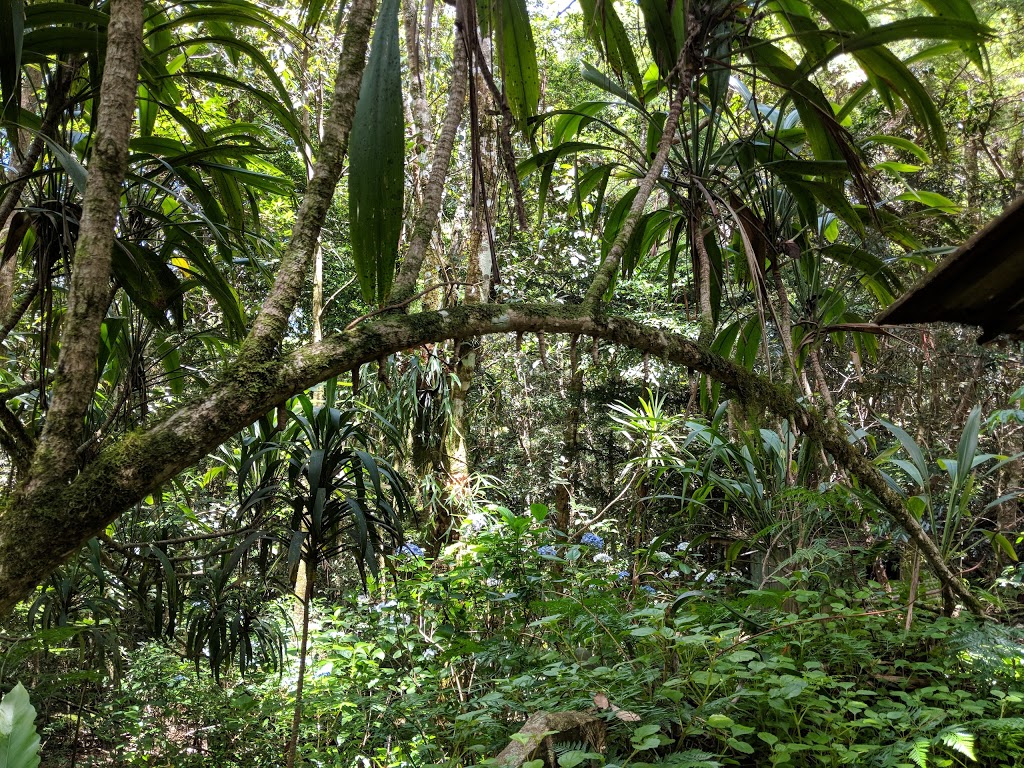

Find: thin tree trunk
[243,0,376,355]
[584,48,690,308]
[391,9,468,306]
[285,569,314,768]
[554,337,584,537]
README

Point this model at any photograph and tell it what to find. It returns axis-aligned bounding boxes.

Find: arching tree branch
[0,304,983,615]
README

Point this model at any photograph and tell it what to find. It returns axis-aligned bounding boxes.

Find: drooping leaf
[915,0,986,69]
[637,0,683,79]
[581,60,646,112]
[576,0,643,99]
[0,0,24,146]
[864,134,931,163]
[490,0,540,131]
[349,0,404,304]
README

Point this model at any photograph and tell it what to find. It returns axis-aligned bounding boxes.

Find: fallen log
[494,711,605,768]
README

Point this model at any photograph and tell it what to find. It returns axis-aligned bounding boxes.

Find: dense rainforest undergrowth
[3,0,1024,761]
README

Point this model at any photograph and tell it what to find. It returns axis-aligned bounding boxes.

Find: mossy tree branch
[0,304,983,615]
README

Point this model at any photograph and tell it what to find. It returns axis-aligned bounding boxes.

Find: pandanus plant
[280,385,411,768]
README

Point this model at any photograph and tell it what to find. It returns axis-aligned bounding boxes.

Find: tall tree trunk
[294,27,329,615]
[430,24,494,550]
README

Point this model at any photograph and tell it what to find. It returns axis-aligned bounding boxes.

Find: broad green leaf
[955,405,982,487]
[21,27,107,61]
[517,141,612,224]
[853,46,948,148]
[637,0,683,78]
[39,135,88,194]
[549,102,613,146]
[879,419,929,485]
[768,0,828,60]
[981,530,1018,562]
[97,317,127,380]
[828,17,989,61]
[865,134,931,163]
[784,179,864,236]
[874,161,922,174]
[894,190,960,213]
[916,0,986,68]
[0,683,41,768]
[349,0,404,304]
[743,42,845,165]
[581,60,646,112]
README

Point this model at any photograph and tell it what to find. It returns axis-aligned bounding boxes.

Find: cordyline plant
[0,0,996,616]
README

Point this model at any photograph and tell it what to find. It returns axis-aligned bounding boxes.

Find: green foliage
[480,0,540,130]
[0,683,40,768]
[349,0,405,305]
[875,405,1022,562]
[4,0,1024,764]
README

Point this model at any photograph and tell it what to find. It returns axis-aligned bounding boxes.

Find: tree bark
[27,0,143,486]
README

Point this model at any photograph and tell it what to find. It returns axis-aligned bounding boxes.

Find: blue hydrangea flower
[639,585,656,594]
[397,542,425,557]
[580,532,604,550]
[616,570,631,580]
[537,545,557,557]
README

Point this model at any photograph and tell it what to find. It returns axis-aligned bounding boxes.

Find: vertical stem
[391,6,468,306]
[285,568,314,768]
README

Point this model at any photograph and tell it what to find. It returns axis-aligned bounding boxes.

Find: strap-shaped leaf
[576,0,643,99]
[744,42,845,165]
[916,0,985,68]
[637,0,683,79]
[349,0,404,304]
[492,0,540,131]
[0,0,24,145]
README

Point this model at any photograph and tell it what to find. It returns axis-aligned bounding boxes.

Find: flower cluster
[639,585,656,595]
[537,545,557,557]
[580,532,604,550]
[396,542,425,557]
[616,570,631,580]
[593,553,613,563]
[675,541,690,552]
